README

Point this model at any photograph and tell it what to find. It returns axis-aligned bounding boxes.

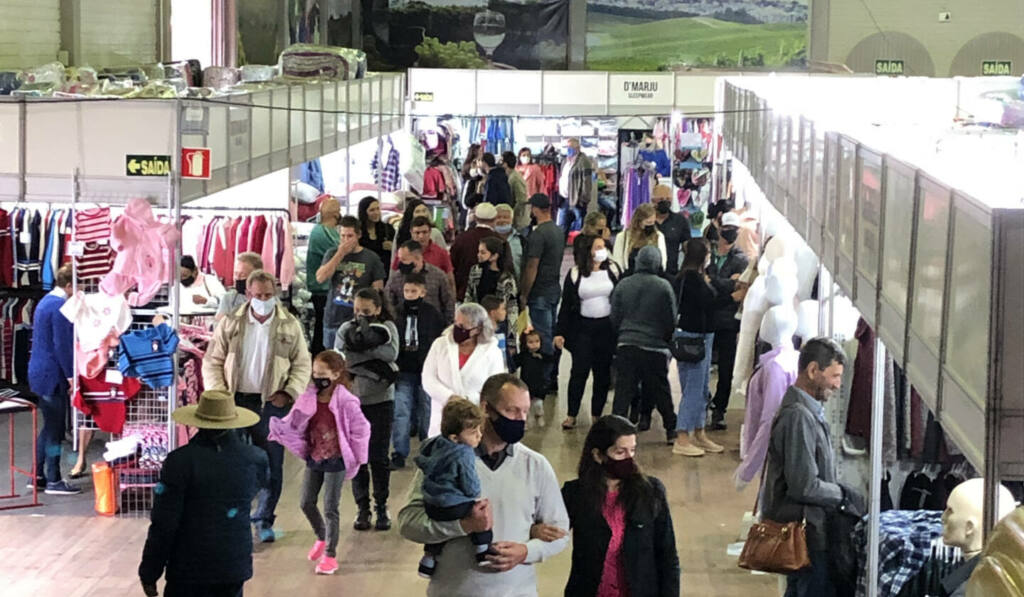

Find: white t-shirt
[238,308,274,394]
[59,291,132,351]
[578,270,614,318]
[558,156,575,199]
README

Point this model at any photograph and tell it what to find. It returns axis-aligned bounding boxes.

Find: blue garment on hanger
[301,159,324,193]
[41,211,57,290]
[639,149,671,177]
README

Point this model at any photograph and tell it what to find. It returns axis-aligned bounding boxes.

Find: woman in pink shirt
[560,415,680,597]
[516,147,547,197]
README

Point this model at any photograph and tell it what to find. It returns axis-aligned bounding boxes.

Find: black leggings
[565,317,615,418]
[352,401,394,510]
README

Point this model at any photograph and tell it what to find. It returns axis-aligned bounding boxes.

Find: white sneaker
[531,400,545,428]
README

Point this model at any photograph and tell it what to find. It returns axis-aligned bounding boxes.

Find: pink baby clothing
[99,198,179,306]
[60,291,132,379]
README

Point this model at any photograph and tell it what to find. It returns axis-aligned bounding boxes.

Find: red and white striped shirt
[75,207,111,243]
[75,243,115,279]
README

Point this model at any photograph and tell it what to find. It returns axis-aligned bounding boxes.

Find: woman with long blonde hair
[611,203,667,273]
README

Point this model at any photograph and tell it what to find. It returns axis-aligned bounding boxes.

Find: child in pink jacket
[269,350,370,575]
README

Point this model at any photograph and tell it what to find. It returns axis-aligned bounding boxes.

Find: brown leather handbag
[738,463,811,574]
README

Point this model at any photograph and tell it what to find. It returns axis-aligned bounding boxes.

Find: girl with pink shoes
[269,351,371,574]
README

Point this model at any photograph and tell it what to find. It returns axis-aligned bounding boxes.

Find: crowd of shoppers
[112,151,807,597]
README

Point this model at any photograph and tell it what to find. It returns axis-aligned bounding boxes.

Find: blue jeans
[785,550,836,597]
[391,372,429,460]
[236,393,289,529]
[324,325,339,351]
[557,204,584,233]
[527,294,559,355]
[675,331,714,432]
[35,391,67,483]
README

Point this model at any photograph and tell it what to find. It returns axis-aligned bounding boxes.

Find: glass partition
[856,147,882,282]
[910,176,951,353]
[880,160,915,315]
[945,195,991,407]
[837,137,857,261]
[822,133,838,266]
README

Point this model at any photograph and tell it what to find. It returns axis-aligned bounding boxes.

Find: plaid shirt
[372,138,401,192]
[855,510,943,597]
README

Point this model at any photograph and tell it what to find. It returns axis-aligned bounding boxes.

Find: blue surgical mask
[566,147,578,158]
[495,224,512,234]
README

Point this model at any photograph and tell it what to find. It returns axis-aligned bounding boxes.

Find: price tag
[67,241,85,257]
[105,369,124,385]
[18,230,30,244]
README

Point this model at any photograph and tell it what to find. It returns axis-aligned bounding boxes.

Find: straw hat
[172,390,260,429]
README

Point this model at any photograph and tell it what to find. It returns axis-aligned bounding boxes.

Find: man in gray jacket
[610,245,678,442]
[761,337,854,597]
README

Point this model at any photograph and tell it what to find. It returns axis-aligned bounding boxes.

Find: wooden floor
[0,360,776,596]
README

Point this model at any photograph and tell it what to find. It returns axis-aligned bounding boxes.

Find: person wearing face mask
[561,415,680,597]
[421,303,507,438]
[307,199,342,352]
[612,203,667,275]
[480,152,513,208]
[450,202,502,300]
[501,151,528,225]
[177,255,226,315]
[554,234,622,430]
[203,269,313,544]
[333,288,400,532]
[514,148,545,228]
[492,204,524,278]
[399,373,570,597]
[761,338,851,597]
[705,212,750,431]
[215,252,264,322]
[460,144,484,228]
[558,138,596,233]
[651,185,691,279]
[573,211,613,264]
[384,240,455,325]
[267,351,371,575]
[465,237,519,351]
[391,273,446,470]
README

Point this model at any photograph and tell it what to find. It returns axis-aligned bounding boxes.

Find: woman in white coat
[422,302,506,437]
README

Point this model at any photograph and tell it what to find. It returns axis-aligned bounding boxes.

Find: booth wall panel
[0,0,59,69]
[79,0,159,66]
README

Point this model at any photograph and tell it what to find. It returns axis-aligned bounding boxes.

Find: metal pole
[866,336,887,597]
[71,168,79,452]
[817,262,826,335]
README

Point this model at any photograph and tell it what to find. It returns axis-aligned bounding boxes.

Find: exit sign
[875,60,904,76]
[982,61,1013,76]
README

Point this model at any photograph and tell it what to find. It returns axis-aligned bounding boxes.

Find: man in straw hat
[203,269,312,544]
[139,390,267,597]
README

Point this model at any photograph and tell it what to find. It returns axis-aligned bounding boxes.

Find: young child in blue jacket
[414,397,493,578]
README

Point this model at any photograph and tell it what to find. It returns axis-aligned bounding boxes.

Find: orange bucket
[91,461,117,516]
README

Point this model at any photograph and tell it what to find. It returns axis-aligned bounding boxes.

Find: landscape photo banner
[366,0,569,71]
[585,0,808,71]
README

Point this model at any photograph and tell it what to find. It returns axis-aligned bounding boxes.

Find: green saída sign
[982,61,1013,76]
[126,154,171,177]
[875,60,904,76]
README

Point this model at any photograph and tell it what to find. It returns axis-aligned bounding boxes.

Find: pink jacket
[268,383,370,480]
[100,198,180,306]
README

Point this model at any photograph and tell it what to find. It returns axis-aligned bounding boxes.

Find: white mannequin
[735,305,800,489]
[943,478,1016,558]
[795,294,860,344]
[731,258,799,405]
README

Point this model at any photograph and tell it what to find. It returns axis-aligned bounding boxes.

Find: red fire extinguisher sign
[181,147,212,179]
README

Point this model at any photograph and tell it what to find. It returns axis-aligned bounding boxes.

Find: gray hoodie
[610,245,677,352]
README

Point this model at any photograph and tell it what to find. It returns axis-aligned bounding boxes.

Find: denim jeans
[324,325,339,351]
[391,372,429,460]
[557,204,584,233]
[785,550,836,597]
[236,393,290,529]
[35,391,67,483]
[300,466,346,557]
[527,294,559,355]
[675,331,715,432]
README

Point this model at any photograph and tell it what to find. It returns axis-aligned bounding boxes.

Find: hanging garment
[73,374,143,434]
[118,323,179,389]
[735,346,799,484]
[854,510,943,597]
[100,198,179,306]
[0,208,13,288]
[75,206,112,243]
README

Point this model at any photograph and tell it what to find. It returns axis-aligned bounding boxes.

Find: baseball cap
[721,212,741,228]
[474,202,497,220]
[528,193,551,209]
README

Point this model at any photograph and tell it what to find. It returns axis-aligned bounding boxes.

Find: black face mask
[603,456,638,480]
[312,377,333,391]
[479,258,492,267]
[643,224,656,235]
[489,409,525,445]
[721,227,739,244]
[398,262,415,274]
[234,279,247,294]
[655,201,671,215]
[181,276,196,287]
[404,297,423,312]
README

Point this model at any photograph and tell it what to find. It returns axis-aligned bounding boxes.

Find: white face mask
[593,248,609,263]
[251,297,276,316]
[470,168,481,178]
[519,156,530,165]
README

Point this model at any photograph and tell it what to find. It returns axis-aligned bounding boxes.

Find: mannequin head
[796,299,821,342]
[762,235,792,265]
[942,478,1016,556]
[760,305,798,350]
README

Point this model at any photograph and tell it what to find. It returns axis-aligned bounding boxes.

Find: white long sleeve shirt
[398,443,570,597]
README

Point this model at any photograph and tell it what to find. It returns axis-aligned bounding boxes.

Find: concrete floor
[0,354,777,597]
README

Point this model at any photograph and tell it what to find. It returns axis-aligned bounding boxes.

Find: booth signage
[874,60,904,76]
[982,61,1012,76]
[413,91,435,102]
[181,147,212,180]
[609,74,673,105]
[125,154,171,177]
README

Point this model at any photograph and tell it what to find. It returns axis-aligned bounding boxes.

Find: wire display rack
[69,172,180,518]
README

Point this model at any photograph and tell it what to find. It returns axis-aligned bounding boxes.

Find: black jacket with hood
[610,245,677,351]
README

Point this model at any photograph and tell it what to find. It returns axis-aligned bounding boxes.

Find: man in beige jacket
[202,269,312,543]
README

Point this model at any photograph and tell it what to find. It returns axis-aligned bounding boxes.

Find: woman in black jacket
[554,234,622,430]
[562,415,680,597]
[672,238,728,458]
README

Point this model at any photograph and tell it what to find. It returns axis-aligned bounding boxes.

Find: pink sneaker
[307,540,326,561]
[316,556,339,575]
